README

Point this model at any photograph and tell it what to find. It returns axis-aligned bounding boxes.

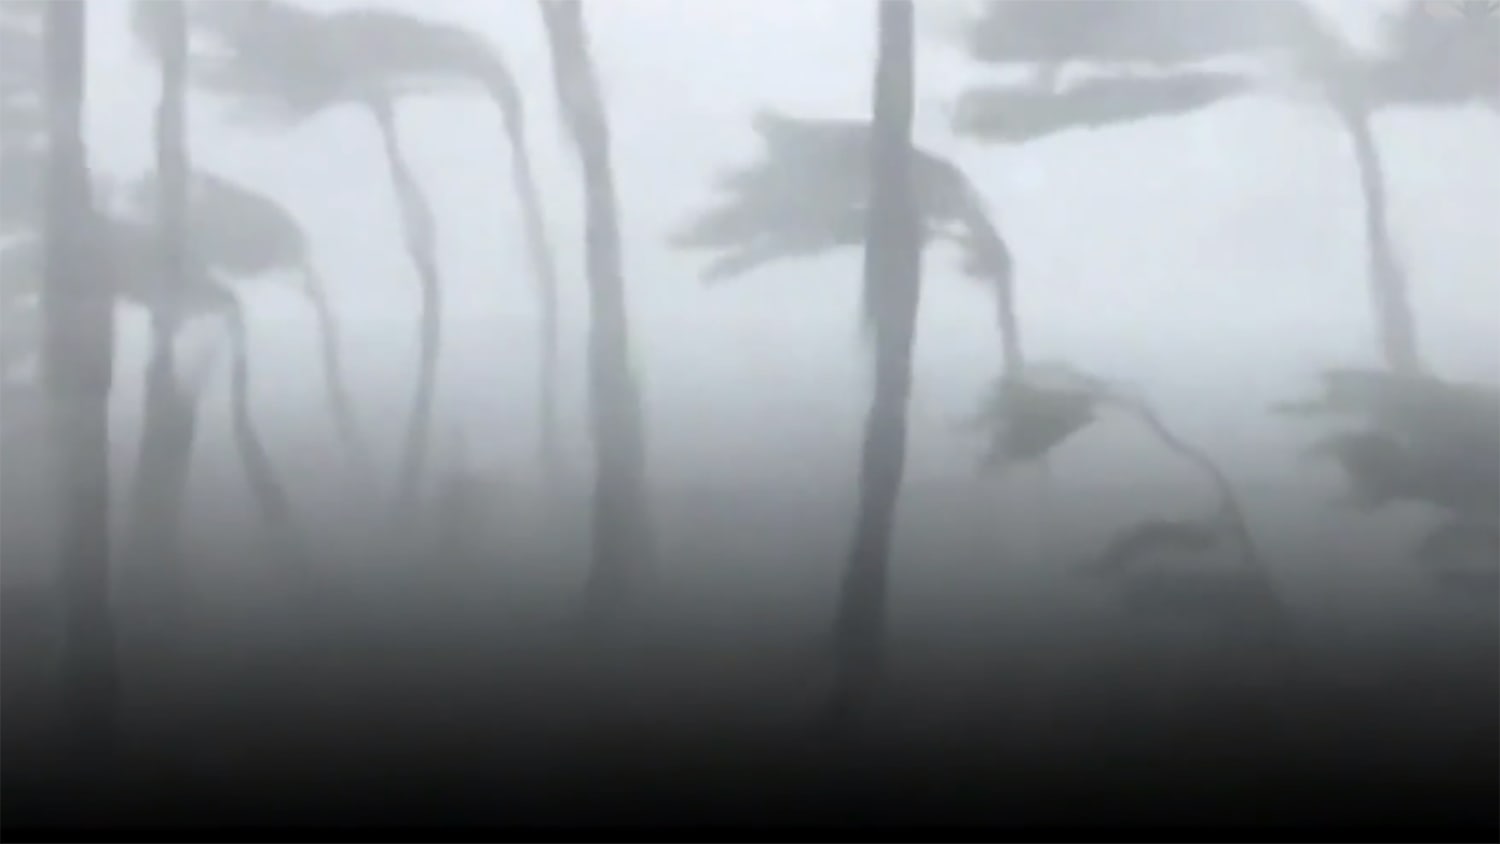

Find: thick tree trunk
[1340,106,1423,376]
[827,0,923,733]
[540,0,653,624]
[371,98,445,520]
[127,0,195,611]
[41,0,119,763]
[482,74,563,481]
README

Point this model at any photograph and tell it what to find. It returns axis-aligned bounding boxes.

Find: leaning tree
[168,0,564,513]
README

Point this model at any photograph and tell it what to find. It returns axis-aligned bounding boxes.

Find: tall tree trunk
[539,0,653,624]
[42,0,119,764]
[369,97,445,519]
[827,0,923,733]
[482,72,563,481]
[127,0,195,611]
[1339,105,1423,376]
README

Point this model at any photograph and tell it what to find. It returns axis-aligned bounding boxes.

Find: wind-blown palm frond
[1279,369,1500,521]
[158,0,563,492]
[965,0,1323,68]
[1364,1,1499,109]
[969,365,1111,469]
[127,170,371,473]
[673,111,1021,366]
[951,70,1254,142]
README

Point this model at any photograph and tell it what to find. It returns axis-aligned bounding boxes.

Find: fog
[3,0,1497,829]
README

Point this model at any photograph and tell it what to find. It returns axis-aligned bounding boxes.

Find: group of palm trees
[10,0,649,760]
[6,0,1497,758]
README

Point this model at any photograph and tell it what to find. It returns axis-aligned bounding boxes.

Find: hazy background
[7,0,1498,643]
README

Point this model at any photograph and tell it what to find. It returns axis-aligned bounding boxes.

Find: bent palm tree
[823,0,923,732]
[539,0,653,623]
[40,0,119,763]
[172,1,564,504]
[126,170,370,482]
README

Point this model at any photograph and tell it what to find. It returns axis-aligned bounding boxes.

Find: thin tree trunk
[482,73,563,481]
[827,0,922,734]
[299,262,375,485]
[1340,105,1423,376]
[369,97,444,519]
[127,0,194,611]
[540,0,653,624]
[215,292,309,581]
[41,0,119,765]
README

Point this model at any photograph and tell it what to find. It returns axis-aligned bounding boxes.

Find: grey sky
[60,1,1499,564]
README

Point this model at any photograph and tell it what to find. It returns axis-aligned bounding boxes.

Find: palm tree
[5,3,300,593]
[538,0,653,623]
[176,1,564,508]
[125,0,196,599]
[820,0,923,731]
[125,169,370,483]
[1298,0,1497,374]
[40,0,119,763]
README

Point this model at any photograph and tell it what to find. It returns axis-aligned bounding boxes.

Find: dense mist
[2,0,1497,834]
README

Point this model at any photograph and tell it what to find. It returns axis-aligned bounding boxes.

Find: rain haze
[2,0,1497,832]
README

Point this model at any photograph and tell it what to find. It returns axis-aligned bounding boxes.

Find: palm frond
[126,170,308,277]
[973,365,1114,469]
[1365,0,1499,108]
[952,70,1254,142]
[1282,369,1500,520]
[672,111,995,283]
[965,0,1323,67]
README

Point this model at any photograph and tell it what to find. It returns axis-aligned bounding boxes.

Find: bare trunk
[41,0,119,763]
[1340,106,1422,376]
[299,263,375,487]
[827,0,922,734]
[371,98,444,520]
[217,294,308,581]
[127,0,194,611]
[482,75,563,481]
[540,0,653,624]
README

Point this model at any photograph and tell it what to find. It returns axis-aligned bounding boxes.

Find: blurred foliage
[1278,368,1500,521]
[134,0,521,127]
[672,111,1010,287]
[970,362,1115,469]
[127,171,311,278]
[1280,368,1500,594]
[964,0,1322,68]
[951,70,1254,142]
[1363,0,1499,110]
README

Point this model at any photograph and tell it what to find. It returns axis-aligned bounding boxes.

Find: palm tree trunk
[299,262,375,485]
[368,97,445,519]
[128,0,195,610]
[215,292,309,581]
[540,0,653,624]
[1339,105,1423,376]
[827,0,922,733]
[481,72,563,481]
[41,0,119,764]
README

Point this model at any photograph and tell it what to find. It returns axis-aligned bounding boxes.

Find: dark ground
[3,481,1497,838]
[4,562,1496,839]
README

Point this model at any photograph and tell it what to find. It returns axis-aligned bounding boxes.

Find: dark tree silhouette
[40,0,119,765]
[176,1,564,503]
[824,0,922,731]
[125,0,196,604]
[539,0,654,623]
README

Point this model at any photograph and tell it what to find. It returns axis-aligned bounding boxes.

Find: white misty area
[16,0,1500,638]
